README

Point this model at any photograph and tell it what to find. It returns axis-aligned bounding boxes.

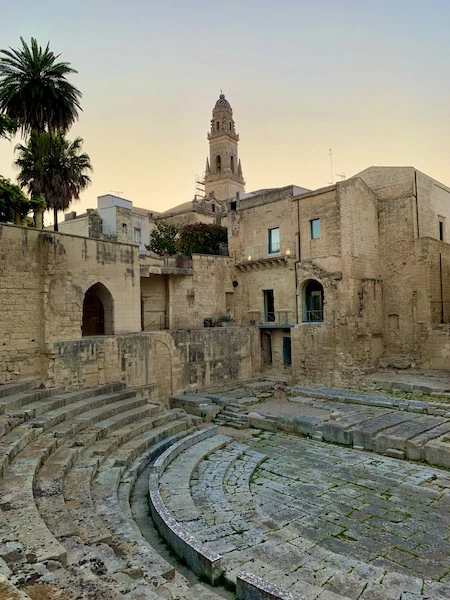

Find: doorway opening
[82,283,114,336]
[263,289,275,323]
[302,280,324,322]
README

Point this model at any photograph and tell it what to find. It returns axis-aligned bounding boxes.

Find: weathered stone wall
[141,275,168,331]
[166,255,235,327]
[0,224,141,382]
[0,225,43,381]
[115,207,133,244]
[46,328,258,400]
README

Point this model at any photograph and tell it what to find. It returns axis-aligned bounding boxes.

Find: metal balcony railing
[303,309,324,323]
[247,310,296,326]
[241,241,296,263]
[142,314,236,331]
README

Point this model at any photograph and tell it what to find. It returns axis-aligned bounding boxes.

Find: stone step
[65,417,191,544]
[220,411,248,421]
[159,434,231,525]
[7,382,125,420]
[0,392,143,480]
[99,429,197,583]
[31,388,137,431]
[34,404,161,540]
[0,380,38,399]
[0,391,152,567]
[0,425,42,477]
[0,433,67,565]
[214,418,246,430]
[0,387,65,415]
[190,445,267,555]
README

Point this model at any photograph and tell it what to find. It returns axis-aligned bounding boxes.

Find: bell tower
[204,93,245,201]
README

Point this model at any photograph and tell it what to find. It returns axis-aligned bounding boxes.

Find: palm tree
[15,131,92,231]
[0,113,19,140]
[0,37,81,135]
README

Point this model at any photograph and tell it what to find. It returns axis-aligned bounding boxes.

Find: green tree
[176,223,228,258]
[0,37,81,135]
[147,221,179,256]
[0,176,33,224]
[15,131,92,231]
[0,113,19,140]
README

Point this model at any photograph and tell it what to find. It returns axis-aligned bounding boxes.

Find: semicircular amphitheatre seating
[2,378,449,600]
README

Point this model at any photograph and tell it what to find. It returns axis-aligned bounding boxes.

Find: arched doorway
[302,280,324,322]
[82,283,114,336]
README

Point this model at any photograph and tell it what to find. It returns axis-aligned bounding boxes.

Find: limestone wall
[46,328,258,400]
[0,225,43,380]
[298,187,341,272]
[0,224,141,382]
[57,215,89,237]
[141,276,168,331]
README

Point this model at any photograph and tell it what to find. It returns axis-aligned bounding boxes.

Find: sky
[2,0,450,225]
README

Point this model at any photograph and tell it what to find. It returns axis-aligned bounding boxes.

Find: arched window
[216,155,221,173]
[230,155,235,173]
[82,283,114,336]
[216,121,220,131]
[302,280,324,323]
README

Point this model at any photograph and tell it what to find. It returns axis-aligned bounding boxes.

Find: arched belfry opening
[215,155,222,173]
[82,283,114,336]
[302,280,324,322]
[230,155,235,173]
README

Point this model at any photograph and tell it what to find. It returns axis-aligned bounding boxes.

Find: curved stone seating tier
[148,428,230,584]
[151,432,450,600]
[0,388,150,565]
[0,380,228,599]
[35,404,163,540]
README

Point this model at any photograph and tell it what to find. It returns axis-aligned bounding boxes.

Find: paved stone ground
[160,429,450,599]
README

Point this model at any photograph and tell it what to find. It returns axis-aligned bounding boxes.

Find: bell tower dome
[204,93,245,201]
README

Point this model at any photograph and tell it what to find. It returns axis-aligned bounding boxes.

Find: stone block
[248,413,277,432]
[424,435,450,469]
[385,448,405,459]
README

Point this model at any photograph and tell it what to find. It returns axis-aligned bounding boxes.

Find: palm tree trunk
[53,206,59,231]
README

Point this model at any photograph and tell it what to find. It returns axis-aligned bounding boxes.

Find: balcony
[236,241,296,270]
[247,310,297,328]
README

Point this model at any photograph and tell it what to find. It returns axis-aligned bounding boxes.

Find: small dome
[214,93,231,110]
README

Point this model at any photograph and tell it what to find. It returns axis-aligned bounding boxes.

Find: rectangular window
[134,227,141,243]
[439,220,445,241]
[268,227,280,254]
[310,218,320,240]
[263,289,275,322]
[122,223,128,234]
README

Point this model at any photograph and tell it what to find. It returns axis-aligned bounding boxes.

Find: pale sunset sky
[2,0,450,225]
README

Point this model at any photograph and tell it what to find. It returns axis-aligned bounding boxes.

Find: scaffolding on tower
[194,174,205,200]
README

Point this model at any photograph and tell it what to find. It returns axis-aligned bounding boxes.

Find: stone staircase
[0,379,227,599]
[214,402,249,429]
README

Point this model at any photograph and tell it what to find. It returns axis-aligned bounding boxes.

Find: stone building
[2,93,450,395]
[57,193,159,255]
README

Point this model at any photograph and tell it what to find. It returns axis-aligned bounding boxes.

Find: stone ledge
[151,426,218,475]
[236,572,301,600]
[148,426,224,583]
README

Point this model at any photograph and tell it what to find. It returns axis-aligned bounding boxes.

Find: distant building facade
[57,194,159,255]
[4,94,450,393]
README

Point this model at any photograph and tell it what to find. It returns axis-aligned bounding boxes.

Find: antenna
[336,173,346,181]
[328,149,333,185]
[109,190,123,197]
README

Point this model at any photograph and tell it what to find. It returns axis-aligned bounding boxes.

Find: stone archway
[302,279,324,322]
[82,283,114,336]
